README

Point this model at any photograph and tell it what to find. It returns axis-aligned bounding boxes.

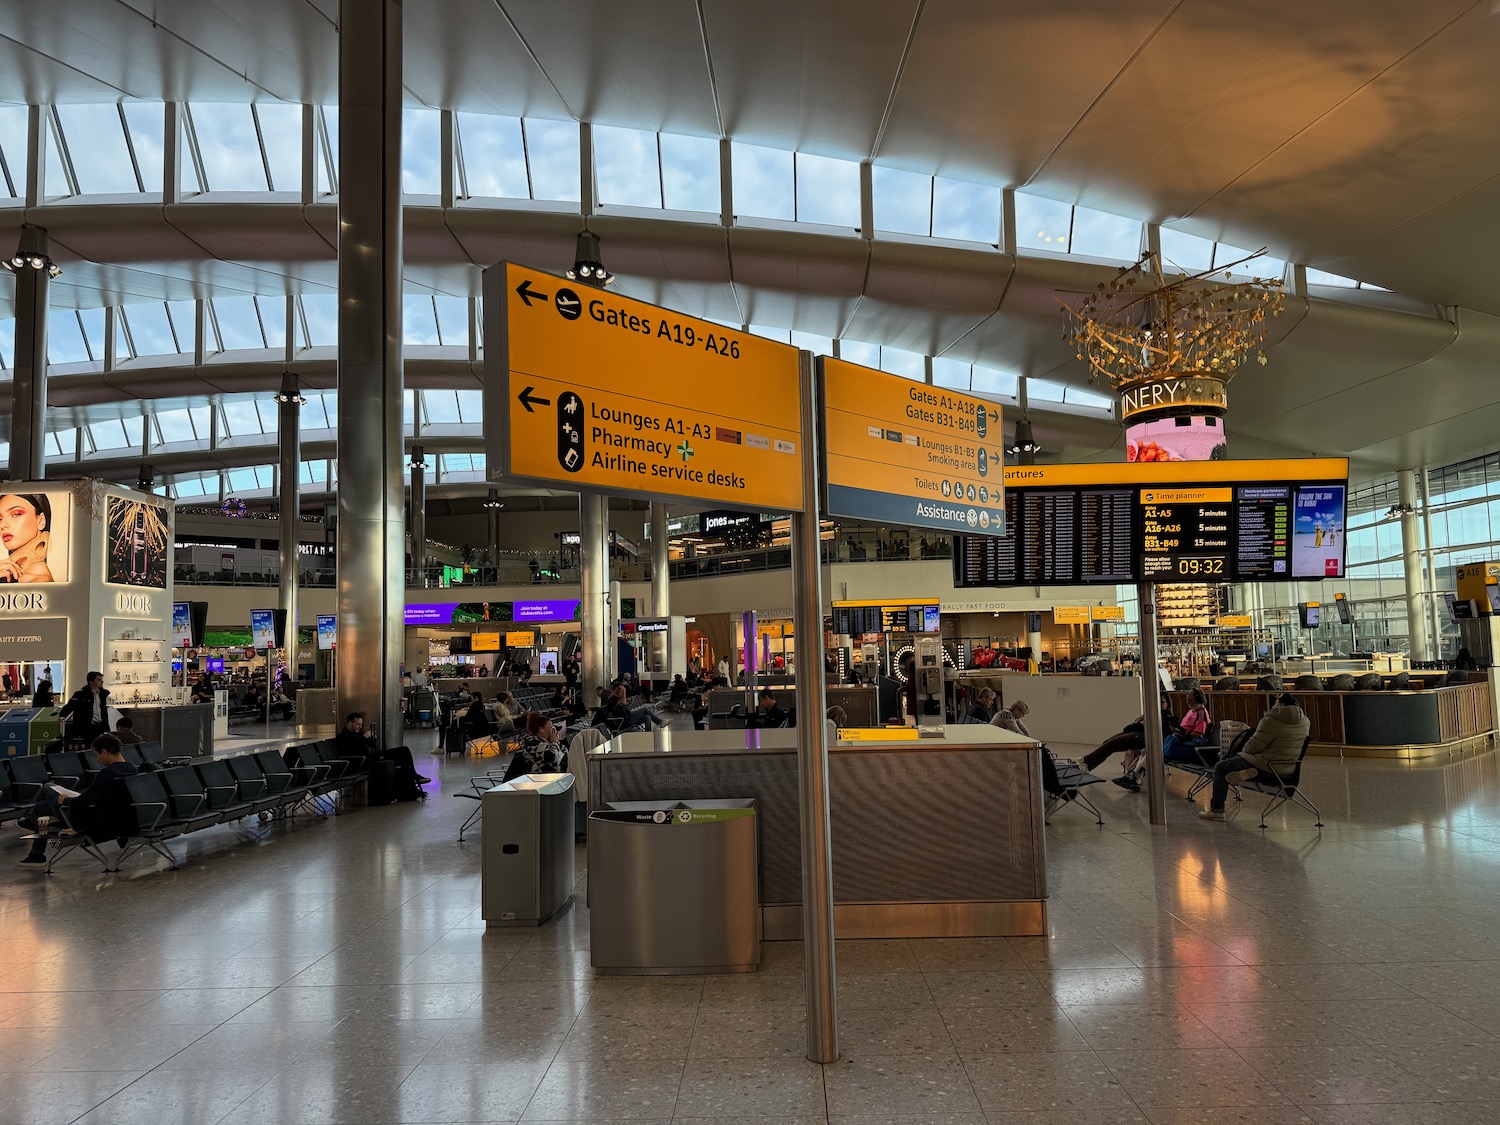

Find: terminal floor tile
[3,733,1500,1123]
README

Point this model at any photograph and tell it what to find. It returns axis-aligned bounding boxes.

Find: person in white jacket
[1200,693,1310,821]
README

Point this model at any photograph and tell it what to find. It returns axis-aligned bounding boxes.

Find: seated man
[462,691,494,737]
[966,688,996,724]
[113,716,144,745]
[1200,693,1310,821]
[19,734,137,867]
[750,689,787,729]
[1079,703,1181,789]
[335,711,430,786]
[992,700,1065,799]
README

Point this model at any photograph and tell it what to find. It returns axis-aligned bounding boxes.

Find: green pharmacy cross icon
[677,440,695,463]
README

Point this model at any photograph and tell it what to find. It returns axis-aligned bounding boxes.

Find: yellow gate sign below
[482,262,805,511]
[821,357,1003,535]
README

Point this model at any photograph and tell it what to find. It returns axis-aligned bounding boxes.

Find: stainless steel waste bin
[481,773,576,927]
[589,799,760,974]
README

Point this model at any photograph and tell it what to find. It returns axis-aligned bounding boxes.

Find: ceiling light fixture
[409,444,428,471]
[565,230,613,288]
[272,370,307,405]
[1005,416,1041,460]
[483,488,504,509]
[2,224,61,279]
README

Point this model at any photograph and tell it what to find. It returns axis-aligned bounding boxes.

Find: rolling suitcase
[365,759,397,805]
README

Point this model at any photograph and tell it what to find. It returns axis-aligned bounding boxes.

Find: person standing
[59,672,111,746]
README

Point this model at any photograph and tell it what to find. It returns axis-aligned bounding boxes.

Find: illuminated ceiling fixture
[566,230,613,287]
[482,488,504,509]
[136,463,156,492]
[272,370,307,406]
[1005,416,1040,457]
[1057,248,1286,393]
[409,445,428,470]
[2,224,62,278]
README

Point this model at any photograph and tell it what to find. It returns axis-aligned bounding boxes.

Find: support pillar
[410,447,426,584]
[651,503,669,617]
[1399,470,1429,661]
[8,224,52,480]
[277,373,303,686]
[1138,583,1167,826]
[1421,468,1443,661]
[335,0,405,740]
[791,350,837,1063]
[579,493,609,703]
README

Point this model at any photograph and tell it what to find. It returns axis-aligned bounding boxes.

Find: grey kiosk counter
[586,724,1047,940]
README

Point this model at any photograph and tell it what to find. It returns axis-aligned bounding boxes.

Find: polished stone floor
[4,733,1500,1124]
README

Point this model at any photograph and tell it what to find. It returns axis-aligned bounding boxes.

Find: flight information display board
[832,601,941,635]
[953,466,1347,588]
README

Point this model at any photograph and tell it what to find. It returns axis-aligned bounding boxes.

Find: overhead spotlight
[1385,503,1416,519]
[2,225,60,278]
[409,444,428,470]
[272,370,307,405]
[1005,416,1041,456]
[482,488,504,509]
[137,463,156,492]
[565,230,613,287]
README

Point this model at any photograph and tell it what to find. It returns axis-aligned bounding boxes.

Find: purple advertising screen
[405,603,458,625]
[512,599,581,623]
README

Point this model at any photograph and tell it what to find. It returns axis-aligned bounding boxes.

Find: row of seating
[1189,671,1436,693]
[1,742,167,824]
[9,739,372,874]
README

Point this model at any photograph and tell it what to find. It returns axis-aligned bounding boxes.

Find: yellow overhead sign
[1002,458,1348,488]
[1220,614,1253,628]
[483,262,804,511]
[505,631,536,648]
[1091,605,1126,622]
[1052,606,1091,624]
[821,357,1004,535]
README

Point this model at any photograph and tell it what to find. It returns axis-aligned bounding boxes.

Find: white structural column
[579,494,609,703]
[1421,467,1443,660]
[277,372,303,678]
[335,0,406,738]
[651,503,669,617]
[1399,470,1429,661]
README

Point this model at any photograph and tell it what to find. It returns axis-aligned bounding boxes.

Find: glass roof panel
[789,330,832,356]
[255,102,302,192]
[47,429,75,458]
[1069,204,1141,261]
[932,178,1001,243]
[795,152,859,227]
[89,420,131,450]
[165,300,197,353]
[879,347,925,381]
[423,389,460,424]
[78,307,105,362]
[44,116,69,198]
[931,357,971,390]
[299,460,328,485]
[317,106,338,195]
[403,390,416,426]
[122,102,164,193]
[122,303,176,355]
[308,391,337,428]
[189,103,269,192]
[301,293,337,346]
[1027,377,1066,403]
[47,311,89,364]
[402,106,441,195]
[1306,268,1357,288]
[523,118,580,202]
[659,133,719,212]
[456,111,527,198]
[221,399,267,436]
[749,325,791,343]
[838,339,880,368]
[154,408,198,444]
[1066,385,1115,410]
[0,318,14,368]
[212,296,265,350]
[1159,227,1215,273]
[227,467,261,491]
[1014,192,1072,252]
[255,295,286,350]
[732,142,793,222]
[171,473,212,498]
[595,124,661,209]
[403,294,439,345]
[872,165,931,236]
[54,105,137,194]
[0,105,28,198]
[455,389,482,423]
[433,296,469,347]
[971,366,1018,399]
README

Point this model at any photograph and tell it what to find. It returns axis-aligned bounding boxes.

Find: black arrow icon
[517,386,552,413]
[516,279,549,307]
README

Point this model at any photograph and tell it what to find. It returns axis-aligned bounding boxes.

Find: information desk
[586,725,1046,938]
[1166,680,1494,756]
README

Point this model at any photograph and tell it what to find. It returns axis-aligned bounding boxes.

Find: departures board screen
[953,478,1345,587]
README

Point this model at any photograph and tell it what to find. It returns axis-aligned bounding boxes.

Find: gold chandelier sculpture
[1058,249,1287,392]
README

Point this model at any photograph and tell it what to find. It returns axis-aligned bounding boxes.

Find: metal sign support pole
[1138,581,1167,826]
[791,349,838,1063]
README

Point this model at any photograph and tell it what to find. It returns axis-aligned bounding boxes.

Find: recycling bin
[28,708,62,753]
[0,708,33,758]
[589,799,760,974]
[481,773,576,927]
